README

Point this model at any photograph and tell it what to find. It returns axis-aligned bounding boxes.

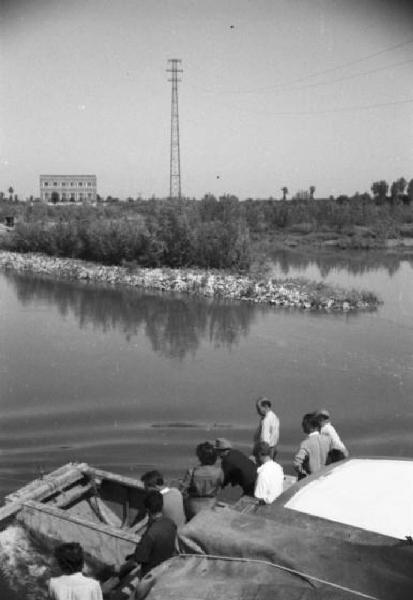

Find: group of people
[177,397,348,513]
[48,397,348,599]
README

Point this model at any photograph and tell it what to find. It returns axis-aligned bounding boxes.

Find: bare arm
[324,424,349,456]
[293,444,308,476]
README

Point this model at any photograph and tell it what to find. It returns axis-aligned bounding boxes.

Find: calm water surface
[1,251,412,501]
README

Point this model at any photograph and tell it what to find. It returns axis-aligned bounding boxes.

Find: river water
[0,251,413,503]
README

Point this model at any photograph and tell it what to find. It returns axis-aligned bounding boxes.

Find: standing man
[215,438,257,496]
[141,470,186,529]
[294,413,333,480]
[254,396,280,459]
[253,442,284,504]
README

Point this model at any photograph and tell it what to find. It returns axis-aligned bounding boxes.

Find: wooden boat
[0,462,149,596]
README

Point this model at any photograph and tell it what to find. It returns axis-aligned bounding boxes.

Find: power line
[230,96,413,117]
[265,37,413,90]
[296,57,413,93]
[193,38,413,96]
[304,96,413,115]
[222,58,413,96]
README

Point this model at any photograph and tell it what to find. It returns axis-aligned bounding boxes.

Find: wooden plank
[82,466,145,491]
[0,464,89,525]
[0,500,26,524]
[5,463,88,504]
[52,483,93,509]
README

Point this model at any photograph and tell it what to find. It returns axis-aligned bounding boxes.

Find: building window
[70,182,74,186]
[62,182,66,187]
[78,182,83,187]
[88,193,92,198]
[87,182,92,187]
[53,182,57,186]
[44,182,48,187]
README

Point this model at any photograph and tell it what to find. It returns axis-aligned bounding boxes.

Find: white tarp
[285,458,413,539]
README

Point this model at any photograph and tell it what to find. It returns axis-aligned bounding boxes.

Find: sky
[1,0,413,200]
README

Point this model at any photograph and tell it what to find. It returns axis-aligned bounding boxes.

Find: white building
[40,175,97,203]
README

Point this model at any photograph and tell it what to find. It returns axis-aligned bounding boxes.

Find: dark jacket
[133,515,176,576]
[221,449,257,495]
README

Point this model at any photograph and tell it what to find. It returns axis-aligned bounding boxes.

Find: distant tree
[336,194,349,205]
[294,190,310,200]
[359,192,372,203]
[407,179,413,205]
[8,186,14,200]
[0,192,4,202]
[219,194,239,222]
[371,180,388,204]
[309,185,316,199]
[281,187,288,200]
[199,194,219,221]
[390,177,407,203]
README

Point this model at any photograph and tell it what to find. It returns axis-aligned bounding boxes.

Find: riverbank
[0,251,380,311]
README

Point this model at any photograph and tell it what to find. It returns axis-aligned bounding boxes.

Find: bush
[0,206,252,271]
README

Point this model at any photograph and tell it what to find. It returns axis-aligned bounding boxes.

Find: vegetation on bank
[0,175,412,271]
[0,251,380,311]
[0,200,251,270]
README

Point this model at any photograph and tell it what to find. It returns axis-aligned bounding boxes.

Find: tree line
[0,177,412,270]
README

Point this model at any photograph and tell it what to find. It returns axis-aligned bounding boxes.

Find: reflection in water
[5,271,256,360]
[271,249,413,278]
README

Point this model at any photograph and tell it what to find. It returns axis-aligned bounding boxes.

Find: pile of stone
[0,251,379,311]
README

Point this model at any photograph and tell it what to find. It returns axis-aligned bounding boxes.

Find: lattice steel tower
[167,59,183,199]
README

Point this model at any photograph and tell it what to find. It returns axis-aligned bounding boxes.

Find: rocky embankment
[0,251,380,311]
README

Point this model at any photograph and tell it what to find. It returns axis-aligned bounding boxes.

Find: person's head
[256,396,271,417]
[144,490,164,516]
[315,409,330,425]
[54,543,84,575]
[302,412,320,435]
[141,470,164,491]
[196,441,217,466]
[215,438,232,456]
[253,441,272,465]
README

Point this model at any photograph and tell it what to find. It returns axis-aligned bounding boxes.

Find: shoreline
[0,251,380,311]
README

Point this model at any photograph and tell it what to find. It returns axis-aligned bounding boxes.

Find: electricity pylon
[167,59,183,199]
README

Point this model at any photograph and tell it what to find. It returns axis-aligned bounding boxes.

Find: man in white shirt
[316,409,349,460]
[141,470,186,529]
[253,396,280,459]
[253,441,284,504]
[48,543,102,600]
